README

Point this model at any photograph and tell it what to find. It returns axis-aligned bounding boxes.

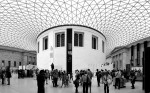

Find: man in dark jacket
[96,69,101,87]
[51,63,54,71]
[6,66,11,85]
[37,70,46,93]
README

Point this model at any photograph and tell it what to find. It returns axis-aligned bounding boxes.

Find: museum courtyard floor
[0,74,144,93]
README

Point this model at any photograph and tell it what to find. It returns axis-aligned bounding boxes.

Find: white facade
[107,36,150,71]
[37,25,106,72]
[104,56,113,70]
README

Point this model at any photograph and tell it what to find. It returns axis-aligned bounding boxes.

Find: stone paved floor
[0,74,144,93]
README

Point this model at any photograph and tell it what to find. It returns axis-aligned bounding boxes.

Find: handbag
[107,79,112,84]
[73,80,76,84]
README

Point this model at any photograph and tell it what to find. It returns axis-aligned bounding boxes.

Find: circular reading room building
[37,25,106,73]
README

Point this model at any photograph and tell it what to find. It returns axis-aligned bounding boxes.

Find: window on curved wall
[74,33,78,46]
[19,62,21,66]
[74,32,84,47]
[55,32,65,47]
[2,60,5,66]
[43,36,48,50]
[14,61,16,67]
[56,34,60,47]
[92,35,98,50]
[102,40,105,53]
[38,42,39,53]
[79,34,83,46]
[8,61,11,67]
[61,33,65,46]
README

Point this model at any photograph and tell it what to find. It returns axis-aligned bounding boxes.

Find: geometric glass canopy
[0,0,150,54]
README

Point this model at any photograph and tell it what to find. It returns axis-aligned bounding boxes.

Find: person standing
[53,69,58,87]
[48,70,51,80]
[61,71,65,87]
[82,71,90,93]
[130,70,136,89]
[37,70,46,93]
[74,71,80,93]
[87,70,92,93]
[70,73,73,82]
[51,63,54,71]
[103,72,112,93]
[6,66,11,85]
[115,70,121,89]
[82,71,87,93]
[45,70,49,84]
[0,68,2,83]
[74,77,79,93]
[1,69,6,85]
[101,70,104,84]
[96,69,101,87]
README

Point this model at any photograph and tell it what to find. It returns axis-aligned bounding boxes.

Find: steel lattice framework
[0,0,150,54]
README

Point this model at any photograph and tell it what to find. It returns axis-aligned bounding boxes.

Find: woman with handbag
[103,71,112,93]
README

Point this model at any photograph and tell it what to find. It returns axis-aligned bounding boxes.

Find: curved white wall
[37,25,106,72]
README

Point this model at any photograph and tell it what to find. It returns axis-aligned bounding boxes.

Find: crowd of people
[36,68,138,93]
[95,69,138,91]
[36,69,73,93]
[18,69,36,78]
[0,66,139,93]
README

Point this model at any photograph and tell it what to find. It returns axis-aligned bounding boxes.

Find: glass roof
[0,0,150,54]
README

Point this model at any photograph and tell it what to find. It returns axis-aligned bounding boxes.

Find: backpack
[87,75,91,86]
[73,79,79,86]
[98,72,102,77]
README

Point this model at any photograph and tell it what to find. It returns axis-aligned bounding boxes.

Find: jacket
[103,75,112,86]
[81,74,91,83]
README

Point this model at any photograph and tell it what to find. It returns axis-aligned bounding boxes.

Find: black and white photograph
[0,0,149,93]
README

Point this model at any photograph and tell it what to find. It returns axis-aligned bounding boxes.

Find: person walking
[81,71,91,93]
[74,72,80,93]
[103,71,112,93]
[37,70,46,93]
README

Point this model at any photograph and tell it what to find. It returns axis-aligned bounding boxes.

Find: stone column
[137,43,140,66]
[131,46,134,67]
[134,45,137,67]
